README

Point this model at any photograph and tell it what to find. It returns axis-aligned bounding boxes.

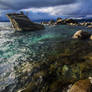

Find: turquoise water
[0,22,92,92]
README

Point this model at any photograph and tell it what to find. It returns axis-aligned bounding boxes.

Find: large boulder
[6,13,45,31]
[57,17,62,22]
[56,18,62,24]
[64,19,78,24]
[73,30,91,39]
[55,17,66,25]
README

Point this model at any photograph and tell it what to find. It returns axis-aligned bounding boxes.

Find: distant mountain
[0,17,9,22]
[34,18,92,23]
[0,19,9,22]
[33,19,56,22]
[72,16,92,22]
[76,18,92,22]
[0,10,92,23]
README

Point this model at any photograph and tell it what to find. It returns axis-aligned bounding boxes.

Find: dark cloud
[0,0,92,19]
[0,0,77,10]
[80,0,92,15]
[67,0,92,16]
[0,1,17,9]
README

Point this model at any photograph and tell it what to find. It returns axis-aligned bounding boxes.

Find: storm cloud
[0,0,77,10]
[68,0,92,16]
[0,0,92,20]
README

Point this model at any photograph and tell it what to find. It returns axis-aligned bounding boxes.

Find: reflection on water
[0,22,92,92]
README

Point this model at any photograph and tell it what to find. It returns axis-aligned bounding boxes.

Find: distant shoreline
[0,21,9,22]
[1,18,92,23]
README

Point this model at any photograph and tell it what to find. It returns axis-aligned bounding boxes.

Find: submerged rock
[16,40,92,92]
[73,30,91,40]
[6,13,45,31]
[69,79,92,92]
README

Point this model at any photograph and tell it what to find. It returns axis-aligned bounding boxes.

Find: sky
[0,0,92,21]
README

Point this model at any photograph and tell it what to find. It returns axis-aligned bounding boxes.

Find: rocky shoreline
[13,39,92,92]
[6,12,92,32]
[4,14,92,92]
[41,17,92,29]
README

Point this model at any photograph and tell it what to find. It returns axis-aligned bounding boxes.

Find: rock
[55,18,79,26]
[64,19,78,24]
[48,20,55,25]
[90,35,92,40]
[88,25,92,28]
[41,21,49,25]
[16,40,92,92]
[73,30,91,39]
[68,23,78,26]
[6,13,45,31]
[55,17,63,25]
[55,17,67,25]
[57,17,62,22]
[80,22,92,27]
[41,18,79,26]
[69,79,92,92]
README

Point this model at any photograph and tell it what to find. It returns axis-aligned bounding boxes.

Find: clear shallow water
[0,22,92,92]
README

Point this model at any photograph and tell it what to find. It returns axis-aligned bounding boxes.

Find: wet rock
[17,40,92,92]
[41,18,79,26]
[57,17,62,22]
[41,21,49,25]
[6,13,45,31]
[80,22,92,27]
[73,30,91,39]
[56,18,78,26]
[88,25,92,28]
[55,17,66,25]
[18,60,92,92]
[64,19,78,24]
[69,79,92,92]
[68,23,78,26]
[89,35,92,40]
[48,20,55,25]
